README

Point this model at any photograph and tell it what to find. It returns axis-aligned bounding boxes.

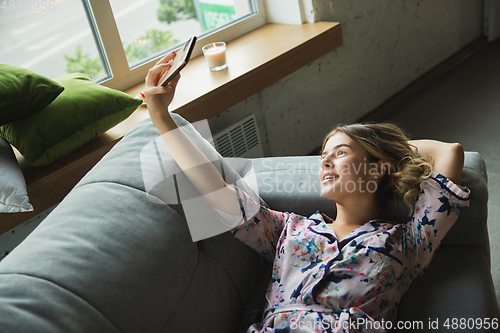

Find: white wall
[208,0,484,157]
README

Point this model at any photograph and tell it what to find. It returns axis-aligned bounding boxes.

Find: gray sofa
[0,114,498,333]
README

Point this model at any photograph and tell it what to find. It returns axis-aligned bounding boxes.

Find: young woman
[144,53,470,333]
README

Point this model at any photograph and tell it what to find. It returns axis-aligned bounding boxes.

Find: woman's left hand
[144,51,181,120]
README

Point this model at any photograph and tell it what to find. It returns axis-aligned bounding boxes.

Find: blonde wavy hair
[320,123,433,218]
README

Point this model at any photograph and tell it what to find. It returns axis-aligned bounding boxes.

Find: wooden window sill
[3,22,342,235]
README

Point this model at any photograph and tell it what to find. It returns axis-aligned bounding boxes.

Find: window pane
[108,0,254,68]
[0,0,107,81]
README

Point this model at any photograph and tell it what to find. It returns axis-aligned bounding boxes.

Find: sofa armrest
[441,152,490,263]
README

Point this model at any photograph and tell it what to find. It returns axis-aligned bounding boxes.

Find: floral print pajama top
[215,172,470,332]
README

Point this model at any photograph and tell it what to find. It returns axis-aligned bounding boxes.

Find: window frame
[86,0,267,91]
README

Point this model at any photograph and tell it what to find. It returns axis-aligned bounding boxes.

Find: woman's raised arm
[409,139,465,185]
[144,52,240,215]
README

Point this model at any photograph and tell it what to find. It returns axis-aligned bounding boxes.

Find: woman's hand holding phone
[144,51,181,130]
[144,36,196,130]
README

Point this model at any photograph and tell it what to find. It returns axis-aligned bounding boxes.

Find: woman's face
[319,132,379,202]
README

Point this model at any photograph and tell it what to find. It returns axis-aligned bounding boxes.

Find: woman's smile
[321,172,339,184]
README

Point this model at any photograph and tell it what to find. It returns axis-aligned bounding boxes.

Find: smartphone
[159,36,197,87]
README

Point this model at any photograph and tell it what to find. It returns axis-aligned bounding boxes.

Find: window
[108,0,256,70]
[0,0,107,81]
[0,0,266,90]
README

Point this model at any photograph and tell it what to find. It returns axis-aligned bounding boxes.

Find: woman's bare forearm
[151,113,225,188]
[145,54,240,215]
[151,111,240,215]
[409,139,464,184]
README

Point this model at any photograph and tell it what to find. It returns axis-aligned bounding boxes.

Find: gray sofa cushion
[0,274,121,332]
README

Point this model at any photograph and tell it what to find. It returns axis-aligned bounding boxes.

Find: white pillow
[0,137,33,213]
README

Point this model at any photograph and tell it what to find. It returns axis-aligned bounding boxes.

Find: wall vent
[212,114,264,158]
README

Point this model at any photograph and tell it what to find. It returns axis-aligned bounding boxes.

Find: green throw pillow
[0,73,142,166]
[0,63,65,126]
